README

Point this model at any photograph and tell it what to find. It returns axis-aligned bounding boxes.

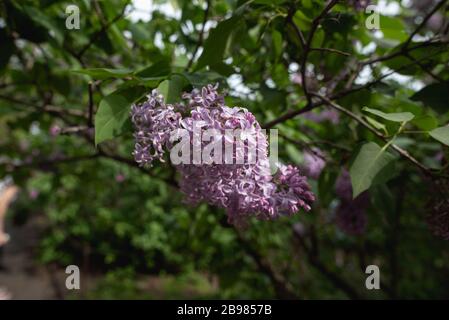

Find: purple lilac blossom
[131,90,182,166]
[49,125,61,137]
[303,109,340,125]
[131,84,315,226]
[115,174,126,183]
[29,189,39,200]
[335,169,369,235]
[303,148,326,180]
[348,0,371,10]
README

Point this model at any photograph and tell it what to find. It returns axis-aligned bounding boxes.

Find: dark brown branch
[88,82,94,128]
[76,3,129,58]
[96,148,178,188]
[300,0,339,104]
[186,0,211,71]
[361,40,447,66]
[403,0,448,48]
[286,8,306,49]
[0,94,86,117]
[4,154,100,171]
[404,52,444,81]
[262,100,323,129]
[310,93,433,176]
[263,43,446,129]
[309,47,351,57]
[213,215,299,300]
[293,227,361,299]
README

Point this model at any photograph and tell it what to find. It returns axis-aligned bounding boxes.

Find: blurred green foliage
[1,0,449,299]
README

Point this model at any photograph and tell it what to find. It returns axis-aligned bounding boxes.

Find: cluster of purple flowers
[131,84,315,226]
[334,169,369,235]
[131,91,181,166]
[348,0,371,11]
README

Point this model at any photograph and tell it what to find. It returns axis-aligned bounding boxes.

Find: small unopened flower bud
[115,174,126,183]
[49,125,61,137]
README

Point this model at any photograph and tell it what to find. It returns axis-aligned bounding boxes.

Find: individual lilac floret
[334,169,370,235]
[131,85,315,226]
[303,148,326,180]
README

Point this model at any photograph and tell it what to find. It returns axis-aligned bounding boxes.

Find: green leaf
[365,115,388,135]
[349,142,396,198]
[272,30,282,60]
[73,68,133,80]
[412,115,438,131]
[195,13,244,70]
[411,82,449,114]
[134,58,171,79]
[182,71,225,87]
[429,126,449,146]
[293,10,312,31]
[23,6,64,45]
[157,74,189,104]
[95,86,146,145]
[363,107,414,122]
[379,16,408,43]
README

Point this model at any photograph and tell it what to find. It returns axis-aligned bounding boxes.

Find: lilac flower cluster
[131,84,315,226]
[131,91,182,166]
[334,169,369,235]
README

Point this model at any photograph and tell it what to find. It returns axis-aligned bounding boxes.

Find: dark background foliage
[0,0,449,299]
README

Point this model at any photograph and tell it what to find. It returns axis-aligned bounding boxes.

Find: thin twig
[300,0,339,104]
[311,93,433,176]
[76,3,129,58]
[4,154,100,171]
[0,94,86,117]
[186,0,211,71]
[361,39,447,66]
[404,52,444,81]
[293,227,361,299]
[88,82,94,128]
[403,0,448,48]
[309,47,351,57]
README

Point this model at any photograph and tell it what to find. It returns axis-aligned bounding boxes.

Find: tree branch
[403,0,448,48]
[293,227,361,299]
[300,0,339,104]
[310,93,434,176]
[76,3,129,59]
[186,0,211,71]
